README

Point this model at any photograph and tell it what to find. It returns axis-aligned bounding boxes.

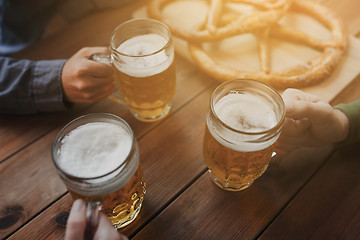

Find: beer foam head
[58,122,132,178]
[214,92,277,132]
[113,33,173,77]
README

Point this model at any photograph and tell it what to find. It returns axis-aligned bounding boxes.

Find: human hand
[65,199,128,240]
[276,88,349,156]
[62,47,115,103]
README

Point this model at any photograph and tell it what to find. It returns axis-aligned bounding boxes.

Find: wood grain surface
[1,0,360,239]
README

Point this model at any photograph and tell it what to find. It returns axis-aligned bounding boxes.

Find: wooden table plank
[122,84,217,237]
[129,2,360,237]
[12,1,147,61]
[259,144,360,240]
[5,84,216,239]
[0,0,213,160]
[2,57,218,239]
[0,49,211,162]
[0,6,218,235]
[2,0,360,239]
[8,194,72,240]
[3,0,357,163]
[0,106,89,163]
[0,130,67,239]
[0,59,215,240]
[0,1,146,164]
[131,146,335,240]
[258,54,360,239]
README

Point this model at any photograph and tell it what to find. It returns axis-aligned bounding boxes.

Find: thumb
[65,199,87,240]
[285,100,321,121]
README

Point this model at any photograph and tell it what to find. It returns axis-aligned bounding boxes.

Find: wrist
[334,108,349,143]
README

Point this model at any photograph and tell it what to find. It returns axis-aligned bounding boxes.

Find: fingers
[281,117,310,137]
[282,88,331,122]
[75,75,115,91]
[277,118,309,147]
[279,88,347,149]
[76,47,110,58]
[94,214,128,240]
[83,60,114,78]
[65,199,128,240]
[274,141,297,157]
[71,47,113,78]
[282,88,321,103]
[282,88,321,117]
[69,57,113,79]
[62,47,117,103]
[65,199,86,240]
[275,117,310,156]
[286,101,335,126]
[73,80,116,103]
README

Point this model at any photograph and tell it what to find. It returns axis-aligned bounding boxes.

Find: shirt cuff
[334,99,360,147]
[32,59,70,112]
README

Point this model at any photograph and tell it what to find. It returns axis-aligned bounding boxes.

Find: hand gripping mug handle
[85,201,102,240]
[89,53,123,104]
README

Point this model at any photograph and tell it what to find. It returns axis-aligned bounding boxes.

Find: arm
[0,47,114,115]
[0,56,68,114]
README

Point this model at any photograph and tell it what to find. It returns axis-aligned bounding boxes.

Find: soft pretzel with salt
[148,0,292,42]
[188,0,347,88]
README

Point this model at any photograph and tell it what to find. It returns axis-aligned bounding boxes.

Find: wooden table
[1,0,360,239]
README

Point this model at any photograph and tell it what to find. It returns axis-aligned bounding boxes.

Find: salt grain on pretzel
[148,0,292,42]
[187,0,347,88]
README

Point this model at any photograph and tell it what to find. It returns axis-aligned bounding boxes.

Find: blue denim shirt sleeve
[0,0,130,114]
[0,57,69,114]
[0,0,58,55]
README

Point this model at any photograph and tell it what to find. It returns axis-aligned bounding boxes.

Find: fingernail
[72,199,85,211]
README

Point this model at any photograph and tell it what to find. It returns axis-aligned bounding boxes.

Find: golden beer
[52,113,146,229]
[203,126,274,191]
[203,79,285,191]
[69,163,145,228]
[110,19,176,122]
[114,56,176,122]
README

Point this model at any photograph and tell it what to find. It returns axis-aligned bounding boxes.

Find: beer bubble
[214,92,277,132]
[114,33,174,78]
[58,122,132,178]
[208,91,280,152]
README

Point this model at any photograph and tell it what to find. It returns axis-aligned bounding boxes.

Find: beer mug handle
[85,201,102,239]
[89,53,123,104]
[271,151,280,161]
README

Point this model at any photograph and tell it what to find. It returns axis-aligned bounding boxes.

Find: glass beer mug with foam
[52,113,146,229]
[203,79,285,191]
[93,18,176,122]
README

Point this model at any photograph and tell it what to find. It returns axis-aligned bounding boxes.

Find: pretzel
[147,0,292,42]
[188,0,347,88]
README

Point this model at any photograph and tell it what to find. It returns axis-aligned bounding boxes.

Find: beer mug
[51,113,146,229]
[92,18,176,122]
[203,79,285,191]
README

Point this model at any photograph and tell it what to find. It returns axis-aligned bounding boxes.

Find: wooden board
[134,2,360,103]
